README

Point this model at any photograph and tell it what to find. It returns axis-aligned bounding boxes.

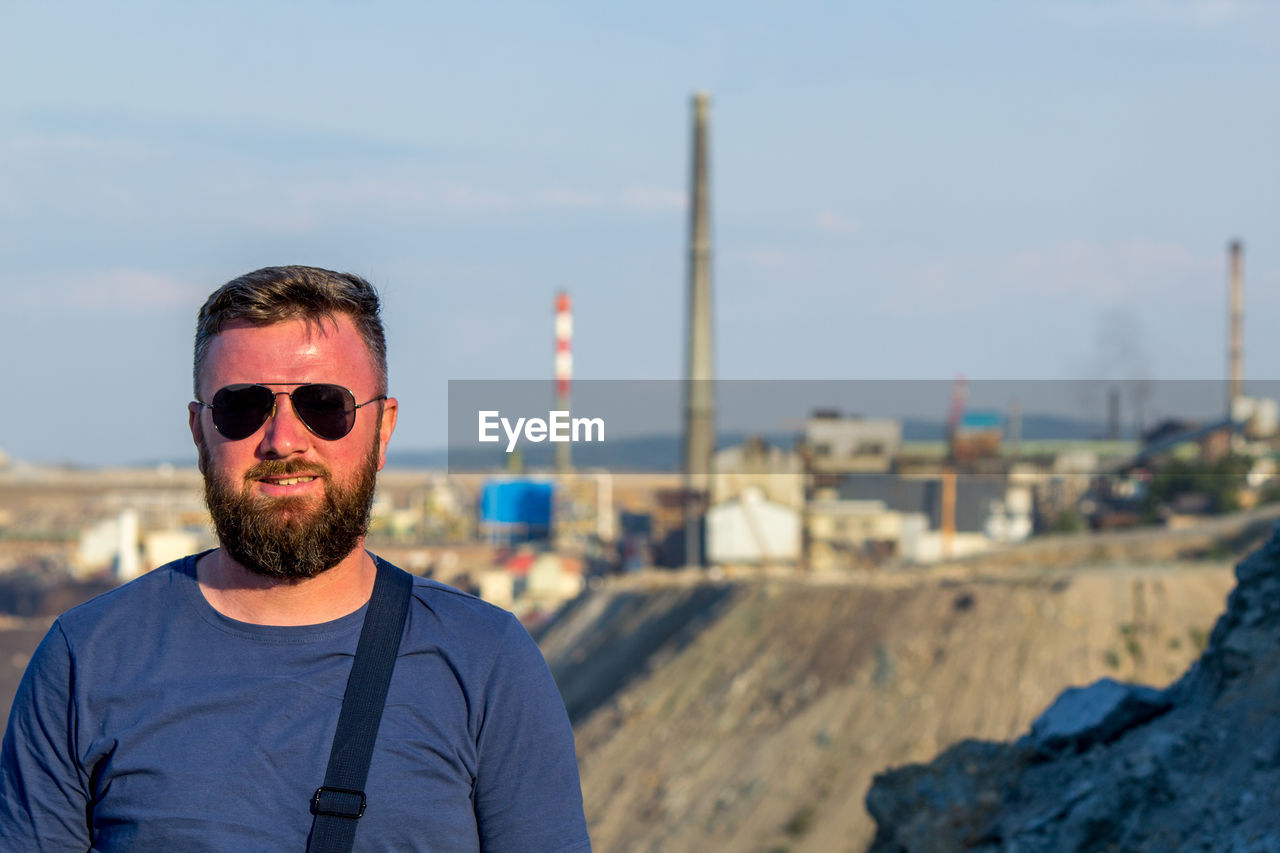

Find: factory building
[710,437,804,508]
[802,411,901,474]
[706,488,801,566]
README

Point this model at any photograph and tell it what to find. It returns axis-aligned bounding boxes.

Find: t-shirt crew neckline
[175,551,371,644]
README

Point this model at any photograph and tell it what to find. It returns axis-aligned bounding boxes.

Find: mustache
[243,458,331,483]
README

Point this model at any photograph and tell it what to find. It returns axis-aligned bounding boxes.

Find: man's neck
[195,545,377,626]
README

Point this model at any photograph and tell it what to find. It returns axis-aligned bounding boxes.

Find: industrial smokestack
[1228,239,1244,415]
[555,290,572,474]
[684,91,714,567]
[1107,386,1121,441]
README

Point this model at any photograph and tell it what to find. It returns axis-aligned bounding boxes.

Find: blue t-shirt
[0,554,591,852]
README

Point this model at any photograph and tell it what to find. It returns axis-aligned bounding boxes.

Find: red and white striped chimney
[555,291,572,473]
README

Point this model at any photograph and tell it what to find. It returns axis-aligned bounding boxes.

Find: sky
[1,0,1277,466]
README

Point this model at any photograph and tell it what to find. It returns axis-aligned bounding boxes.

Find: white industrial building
[706,487,801,565]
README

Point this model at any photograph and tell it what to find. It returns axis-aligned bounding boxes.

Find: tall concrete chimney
[1107,386,1121,441]
[1228,239,1244,415]
[684,92,714,567]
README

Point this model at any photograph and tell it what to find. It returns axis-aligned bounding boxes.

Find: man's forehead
[215,315,344,340]
[201,315,376,382]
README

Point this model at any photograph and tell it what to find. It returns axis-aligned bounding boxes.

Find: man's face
[188,315,398,580]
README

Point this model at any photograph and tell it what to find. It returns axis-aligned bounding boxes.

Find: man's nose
[257,391,312,456]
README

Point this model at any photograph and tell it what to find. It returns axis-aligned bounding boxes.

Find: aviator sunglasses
[197,383,387,441]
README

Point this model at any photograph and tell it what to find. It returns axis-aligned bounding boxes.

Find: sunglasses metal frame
[195,382,387,441]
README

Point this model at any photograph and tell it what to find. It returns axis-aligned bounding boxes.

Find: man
[0,266,592,851]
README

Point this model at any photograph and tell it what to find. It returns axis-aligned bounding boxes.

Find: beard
[199,437,380,581]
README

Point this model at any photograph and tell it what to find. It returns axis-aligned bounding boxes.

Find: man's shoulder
[376,557,527,651]
[410,574,504,612]
[53,554,198,639]
[409,573,518,630]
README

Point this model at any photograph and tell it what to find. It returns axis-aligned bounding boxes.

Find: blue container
[479,480,553,543]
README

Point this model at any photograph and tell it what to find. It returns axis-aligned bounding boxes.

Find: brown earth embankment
[545,560,1238,852]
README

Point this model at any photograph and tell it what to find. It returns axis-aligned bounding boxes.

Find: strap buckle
[311,786,366,819]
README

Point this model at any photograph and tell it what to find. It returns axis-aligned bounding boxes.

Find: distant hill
[901,413,1124,442]
[388,432,780,471]
[387,414,1119,471]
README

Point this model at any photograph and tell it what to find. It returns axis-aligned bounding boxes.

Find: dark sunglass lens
[211,384,276,440]
[292,384,356,440]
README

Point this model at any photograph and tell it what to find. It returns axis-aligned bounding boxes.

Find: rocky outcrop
[1028,678,1171,757]
[866,525,1280,852]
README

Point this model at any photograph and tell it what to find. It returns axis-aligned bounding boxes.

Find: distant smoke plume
[1079,307,1153,437]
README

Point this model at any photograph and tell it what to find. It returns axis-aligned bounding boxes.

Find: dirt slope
[543,562,1234,853]
[865,524,1280,852]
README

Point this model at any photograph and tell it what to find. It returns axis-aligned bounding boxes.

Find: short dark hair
[193,266,387,396]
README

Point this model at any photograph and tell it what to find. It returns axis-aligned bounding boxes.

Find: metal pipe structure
[1228,239,1244,415]
[683,91,715,567]
[555,290,572,475]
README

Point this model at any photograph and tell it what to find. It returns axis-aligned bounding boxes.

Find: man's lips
[259,475,320,486]
[252,472,326,495]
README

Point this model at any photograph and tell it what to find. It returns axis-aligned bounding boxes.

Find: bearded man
[0,266,592,852]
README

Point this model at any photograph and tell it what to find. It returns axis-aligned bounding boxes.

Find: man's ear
[188,402,206,473]
[376,397,399,471]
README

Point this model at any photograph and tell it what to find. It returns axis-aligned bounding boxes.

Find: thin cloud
[814,210,860,238]
[537,187,605,209]
[996,239,1210,297]
[436,183,684,216]
[194,179,682,234]
[439,183,521,213]
[7,130,157,158]
[1,131,162,222]
[1147,0,1258,24]
[730,246,791,269]
[24,269,203,312]
[3,125,684,231]
[886,239,1215,311]
[1046,0,1264,28]
[618,186,686,213]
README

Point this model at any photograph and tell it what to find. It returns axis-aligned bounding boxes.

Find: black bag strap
[306,559,414,853]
